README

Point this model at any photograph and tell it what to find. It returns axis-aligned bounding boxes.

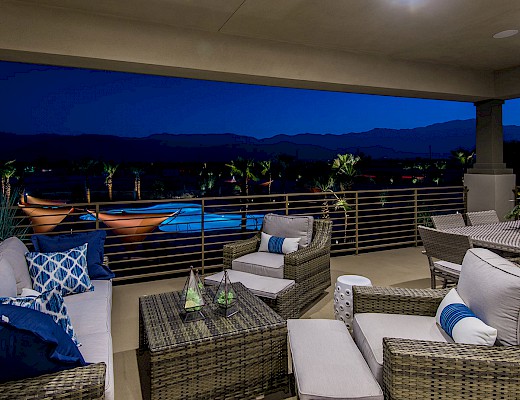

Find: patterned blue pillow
[0,289,79,346]
[26,243,93,296]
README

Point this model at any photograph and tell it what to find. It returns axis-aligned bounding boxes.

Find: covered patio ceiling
[1,0,520,101]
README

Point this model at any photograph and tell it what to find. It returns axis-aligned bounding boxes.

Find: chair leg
[430,270,436,289]
[442,279,448,289]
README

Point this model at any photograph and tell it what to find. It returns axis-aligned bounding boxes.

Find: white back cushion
[0,258,17,297]
[0,237,32,295]
[457,248,520,346]
[262,214,314,248]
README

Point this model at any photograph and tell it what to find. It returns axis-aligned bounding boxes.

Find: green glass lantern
[180,267,205,322]
[213,269,238,317]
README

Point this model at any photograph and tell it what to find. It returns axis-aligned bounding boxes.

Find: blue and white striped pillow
[259,232,301,255]
[436,288,497,345]
[25,243,93,296]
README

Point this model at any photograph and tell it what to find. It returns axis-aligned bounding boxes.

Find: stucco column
[464,99,515,219]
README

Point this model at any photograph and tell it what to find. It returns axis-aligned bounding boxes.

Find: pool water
[80,203,264,233]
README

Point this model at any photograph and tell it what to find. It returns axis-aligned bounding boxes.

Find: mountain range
[2,119,520,162]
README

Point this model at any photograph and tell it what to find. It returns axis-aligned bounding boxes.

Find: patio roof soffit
[1,0,514,102]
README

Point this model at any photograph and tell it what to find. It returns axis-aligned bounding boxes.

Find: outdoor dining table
[442,220,520,254]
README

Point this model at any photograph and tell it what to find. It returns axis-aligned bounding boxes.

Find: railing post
[355,192,359,255]
[285,194,289,215]
[201,199,205,275]
[95,203,100,231]
[464,186,469,212]
[414,189,418,246]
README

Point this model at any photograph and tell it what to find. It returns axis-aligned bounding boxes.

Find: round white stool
[334,275,372,332]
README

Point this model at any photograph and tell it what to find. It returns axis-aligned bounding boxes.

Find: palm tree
[0,160,16,201]
[315,175,351,243]
[260,160,273,195]
[131,167,144,200]
[79,160,97,203]
[226,158,259,231]
[332,153,360,191]
[103,162,119,201]
[451,148,475,182]
[226,158,258,196]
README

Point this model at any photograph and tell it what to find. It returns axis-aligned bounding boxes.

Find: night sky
[1,61,519,139]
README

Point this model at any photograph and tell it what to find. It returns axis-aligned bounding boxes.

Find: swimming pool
[80,203,264,233]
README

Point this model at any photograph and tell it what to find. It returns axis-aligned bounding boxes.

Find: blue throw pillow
[0,304,86,384]
[26,244,93,296]
[0,289,79,346]
[32,230,114,280]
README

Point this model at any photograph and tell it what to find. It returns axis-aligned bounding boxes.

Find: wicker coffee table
[138,282,288,400]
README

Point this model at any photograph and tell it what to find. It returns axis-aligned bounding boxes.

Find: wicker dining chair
[418,225,472,288]
[466,210,500,225]
[430,213,466,230]
[223,217,332,312]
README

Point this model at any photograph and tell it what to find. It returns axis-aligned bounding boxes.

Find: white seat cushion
[232,252,285,279]
[64,280,112,335]
[79,331,114,400]
[458,248,520,345]
[205,269,295,299]
[353,313,450,385]
[288,319,383,400]
[433,260,462,274]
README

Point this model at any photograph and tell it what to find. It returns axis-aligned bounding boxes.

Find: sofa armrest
[383,338,520,400]
[223,233,261,268]
[0,362,106,400]
[353,286,449,317]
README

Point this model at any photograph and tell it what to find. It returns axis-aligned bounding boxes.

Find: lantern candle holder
[213,270,238,318]
[180,267,205,322]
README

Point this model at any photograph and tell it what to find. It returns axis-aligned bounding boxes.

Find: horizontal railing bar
[358,234,415,244]
[17,185,465,283]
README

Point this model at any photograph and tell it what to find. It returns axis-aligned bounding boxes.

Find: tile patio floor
[112,246,430,400]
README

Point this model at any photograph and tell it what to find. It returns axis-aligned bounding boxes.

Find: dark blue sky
[1,61,519,139]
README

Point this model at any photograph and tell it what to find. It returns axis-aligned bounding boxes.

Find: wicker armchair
[418,225,472,288]
[0,363,106,400]
[466,210,500,225]
[223,218,332,311]
[353,286,520,400]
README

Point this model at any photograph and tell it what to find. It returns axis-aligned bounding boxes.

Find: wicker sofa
[223,215,332,312]
[353,248,520,400]
[0,237,112,400]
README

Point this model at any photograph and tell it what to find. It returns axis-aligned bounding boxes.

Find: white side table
[334,275,372,332]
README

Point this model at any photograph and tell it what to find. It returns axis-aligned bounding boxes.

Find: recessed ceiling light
[493,29,519,39]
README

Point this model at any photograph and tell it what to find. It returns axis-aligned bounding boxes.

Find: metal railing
[13,186,466,284]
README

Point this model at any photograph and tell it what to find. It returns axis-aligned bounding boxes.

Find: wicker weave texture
[466,210,500,226]
[260,282,300,320]
[353,286,448,316]
[0,363,106,400]
[138,283,288,400]
[223,218,332,314]
[383,337,520,400]
[431,213,466,230]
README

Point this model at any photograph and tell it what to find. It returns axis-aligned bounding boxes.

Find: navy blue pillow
[0,304,87,383]
[31,230,114,280]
